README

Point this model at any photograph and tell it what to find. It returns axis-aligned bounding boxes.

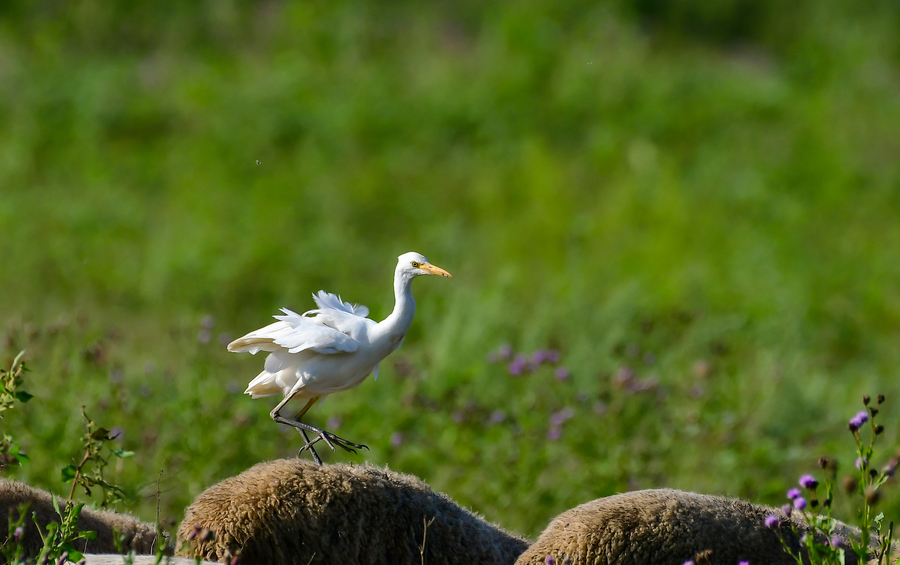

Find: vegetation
[1,0,899,539]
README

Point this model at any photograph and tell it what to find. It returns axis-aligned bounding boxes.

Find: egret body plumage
[227,252,451,464]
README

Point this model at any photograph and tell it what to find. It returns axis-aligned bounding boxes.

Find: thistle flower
[793,497,807,510]
[544,557,555,565]
[830,536,842,548]
[855,457,867,470]
[799,474,818,489]
[786,488,801,500]
[781,503,792,516]
[765,514,780,528]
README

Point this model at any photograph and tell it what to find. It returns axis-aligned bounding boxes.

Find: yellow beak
[421,262,452,278]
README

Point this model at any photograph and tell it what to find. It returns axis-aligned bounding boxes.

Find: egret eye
[411,261,420,268]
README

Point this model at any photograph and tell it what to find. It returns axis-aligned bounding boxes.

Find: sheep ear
[373,364,380,381]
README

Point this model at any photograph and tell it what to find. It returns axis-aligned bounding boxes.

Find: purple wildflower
[550,407,575,426]
[508,354,529,376]
[531,349,559,365]
[786,488,801,500]
[849,410,869,431]
[764,515,780,528]
[799,474,818,489]
[856,457,867,470]
[545,557,554,565]
[884,457,898,477]
[738,562,749,565]
[487,344,513,363]
[390,432,404,447]
[547,425,562,441]
[13,526,22,542]
[793,497,807,511]
[830,536,842,548]
[554,367,571,381]
[781,503,792,516]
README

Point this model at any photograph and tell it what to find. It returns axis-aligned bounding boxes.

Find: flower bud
[865,488,881,505]
[841,476,857,494]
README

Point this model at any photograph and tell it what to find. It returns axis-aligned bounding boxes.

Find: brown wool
[0,478,159,557]
[515,489,887,565]
[176,459,530,565]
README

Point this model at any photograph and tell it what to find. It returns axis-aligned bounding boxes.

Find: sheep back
[177,458,530,565]
[0,477,158,556]
[516,488,866,565]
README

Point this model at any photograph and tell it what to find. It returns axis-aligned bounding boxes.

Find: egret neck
[376,262,418,348]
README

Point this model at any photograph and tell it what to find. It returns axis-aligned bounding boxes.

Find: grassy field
[2,0,900,539]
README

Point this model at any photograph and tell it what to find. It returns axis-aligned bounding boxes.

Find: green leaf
[112,449,135,458]
[13,391,33,403]
[68,549,84,562]
[91,427,111,441]
[13,451,30,464]
[874,512,885,524]
[60,464,78,483]
[80,530,97,540]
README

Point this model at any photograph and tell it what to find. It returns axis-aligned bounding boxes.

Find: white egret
[227,252,452,464]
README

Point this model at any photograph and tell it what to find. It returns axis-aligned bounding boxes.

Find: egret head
[397,252,452,278]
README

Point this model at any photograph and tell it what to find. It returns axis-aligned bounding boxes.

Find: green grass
[2,0,900,539]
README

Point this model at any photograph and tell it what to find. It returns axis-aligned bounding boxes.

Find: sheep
[177,458,531,565]
[515,488,876,565]
[82,555,217,564]
[0,477,159,556]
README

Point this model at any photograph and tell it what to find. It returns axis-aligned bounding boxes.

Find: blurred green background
[2,0,900,539]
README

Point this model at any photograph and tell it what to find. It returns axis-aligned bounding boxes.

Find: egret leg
[269,395,368,466]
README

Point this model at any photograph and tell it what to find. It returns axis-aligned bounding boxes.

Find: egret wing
[307,290,370,318]
[228,308,359,355]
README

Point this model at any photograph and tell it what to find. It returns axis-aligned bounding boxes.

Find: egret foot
[273,414,368,464]
[298,430,368,455]
[297,429,323,465]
